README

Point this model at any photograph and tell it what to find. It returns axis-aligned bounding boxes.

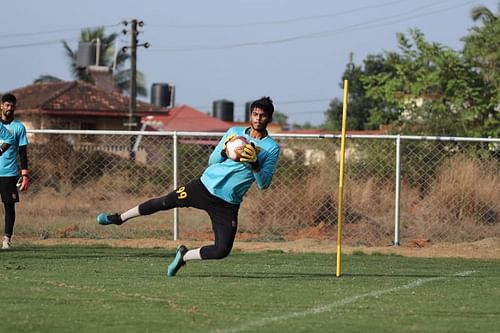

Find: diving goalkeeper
[97,97,280,277]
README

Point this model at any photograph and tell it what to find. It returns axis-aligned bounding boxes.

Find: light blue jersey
[0,120,28,177]
[200,127,280,205]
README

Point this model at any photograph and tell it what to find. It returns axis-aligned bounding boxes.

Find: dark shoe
[97,213,123,225]
[167,245,188,277]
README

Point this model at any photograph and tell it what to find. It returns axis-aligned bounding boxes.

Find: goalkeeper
[97,96,280,277]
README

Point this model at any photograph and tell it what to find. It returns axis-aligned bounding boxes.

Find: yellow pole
[336,80,349,277]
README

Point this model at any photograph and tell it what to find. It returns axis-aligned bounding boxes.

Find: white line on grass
[211,270,476,333]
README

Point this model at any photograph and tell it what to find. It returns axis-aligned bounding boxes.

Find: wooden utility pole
[128,19,137,133]
[122,19,149,160]
[128,20,138,160]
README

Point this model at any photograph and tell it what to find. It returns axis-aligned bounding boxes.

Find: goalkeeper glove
[19,169,29,192]
[240,143,261,170]
[221,134,236,158]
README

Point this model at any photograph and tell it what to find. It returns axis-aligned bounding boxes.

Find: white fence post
[394,134,401,246]
[173,131,179,240]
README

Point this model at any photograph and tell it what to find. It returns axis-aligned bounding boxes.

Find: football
[225,136,248,161]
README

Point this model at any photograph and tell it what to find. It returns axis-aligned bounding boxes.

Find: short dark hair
[1,93,16,104]
[250,96,274,119]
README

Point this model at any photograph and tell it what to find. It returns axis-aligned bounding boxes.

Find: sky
[1,0,497,126]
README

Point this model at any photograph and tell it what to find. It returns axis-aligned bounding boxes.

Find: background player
[0,93,29,250]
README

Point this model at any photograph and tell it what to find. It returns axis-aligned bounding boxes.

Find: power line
[150,0,476,52]
[0,37,79,50]
[0,23,120,39]
[0,1,476,51]
[148,0,412,28]
[0,22,122,50]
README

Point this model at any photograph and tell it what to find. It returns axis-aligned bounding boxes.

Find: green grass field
[1,245,499,333]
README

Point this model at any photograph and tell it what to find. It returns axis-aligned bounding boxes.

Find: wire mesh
[17,130,500,246]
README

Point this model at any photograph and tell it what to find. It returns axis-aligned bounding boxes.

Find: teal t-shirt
[0,120,28,177]
[200,126,280,204]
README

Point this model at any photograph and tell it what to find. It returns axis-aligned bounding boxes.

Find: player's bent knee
[201,244,233,259]
[212,245,232,259]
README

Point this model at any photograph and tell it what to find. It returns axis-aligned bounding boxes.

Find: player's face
[250,107,271,131]
[1,101,16,120]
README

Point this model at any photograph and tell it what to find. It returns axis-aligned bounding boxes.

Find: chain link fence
[16,130,499,246]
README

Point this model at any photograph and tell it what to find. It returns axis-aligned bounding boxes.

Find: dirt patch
[16,237,500,259]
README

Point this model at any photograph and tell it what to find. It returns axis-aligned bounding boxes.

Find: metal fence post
[394,134,401,246]
[173,132,179,240]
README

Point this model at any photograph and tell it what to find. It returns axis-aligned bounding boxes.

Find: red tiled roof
[9,81,167,116]
[143,105,232,132]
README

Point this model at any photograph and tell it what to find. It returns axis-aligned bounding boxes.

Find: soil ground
[16,236,500,259]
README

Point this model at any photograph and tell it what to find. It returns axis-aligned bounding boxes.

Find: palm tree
[34,27,147,96]
[470,4,497,22]
[462,4,499,89]
[33,75,62,84]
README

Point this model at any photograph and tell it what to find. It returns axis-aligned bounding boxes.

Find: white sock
[120,206,140,222]
[183,248,202,262]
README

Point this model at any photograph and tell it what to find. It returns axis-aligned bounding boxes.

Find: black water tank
[151,83,171,107]
[76,42,96,69]
[244,101,252,122]
[213,99,234,122]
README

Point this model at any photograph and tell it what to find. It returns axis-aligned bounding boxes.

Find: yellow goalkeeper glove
[240,143,260,163]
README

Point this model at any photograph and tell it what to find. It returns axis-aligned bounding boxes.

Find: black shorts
[171,179,240,227]
[139,179,241,259]
[0,176,20,203]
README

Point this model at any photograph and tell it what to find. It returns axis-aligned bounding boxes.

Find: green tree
[35,27,147,97]
[362,28,496,137]
[272,110,288,125]
[462,4,499,113]
[291,122,317,130]
[33,75,62,84]
[323,53,397,131]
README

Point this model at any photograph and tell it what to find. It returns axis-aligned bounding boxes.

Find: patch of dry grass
[8,155,499,246]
